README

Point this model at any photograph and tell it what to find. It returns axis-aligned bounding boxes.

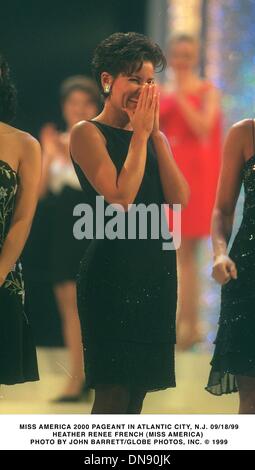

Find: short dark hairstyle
[92,32,166,96]
[60,75,101,109]
[0,54,17,123]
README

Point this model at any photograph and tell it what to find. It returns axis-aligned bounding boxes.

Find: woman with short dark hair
[70,32,189,414]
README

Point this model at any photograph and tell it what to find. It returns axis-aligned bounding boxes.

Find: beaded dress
[206,120,255,395]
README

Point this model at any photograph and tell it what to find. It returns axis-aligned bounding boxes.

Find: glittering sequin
[206,155,255,396]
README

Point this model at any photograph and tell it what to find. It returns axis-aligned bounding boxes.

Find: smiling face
[101,61,155,112]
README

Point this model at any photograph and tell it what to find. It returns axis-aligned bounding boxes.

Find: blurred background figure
[160,34,222,350]
[25,76,101,402]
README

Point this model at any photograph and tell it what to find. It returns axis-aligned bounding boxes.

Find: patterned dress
[0,160,39,385]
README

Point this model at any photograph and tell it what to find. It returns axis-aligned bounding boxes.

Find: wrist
[213,252,228,261]
[132,129,150,141]
[151,130,162,140]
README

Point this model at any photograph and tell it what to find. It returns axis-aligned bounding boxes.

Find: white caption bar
[0,414,254,450]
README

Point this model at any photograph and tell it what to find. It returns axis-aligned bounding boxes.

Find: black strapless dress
[71,122,177,392]
[206,122,255,395]
[0,160,39,385]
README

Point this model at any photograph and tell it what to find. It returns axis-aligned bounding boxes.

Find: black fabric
[71,121,177,392]
[49,186,91,283]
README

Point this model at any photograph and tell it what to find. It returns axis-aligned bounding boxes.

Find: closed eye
[129,78,155,84]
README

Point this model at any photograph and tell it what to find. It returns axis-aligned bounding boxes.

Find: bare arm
[211,124,244,284]
[70,84,156,211]
[212,125,243,256]
[0,136,42,284]
[176,85,220,138]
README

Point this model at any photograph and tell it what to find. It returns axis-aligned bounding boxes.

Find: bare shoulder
[18,131,40,150]
[70,121,107,168]
[1,126,41,166]
[231,118,255,157]
[4,125,40,150]
[229,118,253,141]
[221,119,254,167]
[232,118,253,131]
[71,120,106,144]
[9,131,41,173]
[17,131,41,162]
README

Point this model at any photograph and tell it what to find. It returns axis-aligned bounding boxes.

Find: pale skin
[70,61,190,414]
[0,122,41,287]
[165,39,221,349]
[212,118,255,414]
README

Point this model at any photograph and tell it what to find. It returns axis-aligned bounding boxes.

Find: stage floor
[0,348,238,414]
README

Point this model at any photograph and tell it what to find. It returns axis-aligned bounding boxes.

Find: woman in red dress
[160,34,222,349]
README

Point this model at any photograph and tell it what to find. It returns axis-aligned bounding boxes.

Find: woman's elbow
[212,205,234,221]
[167,185,190,209]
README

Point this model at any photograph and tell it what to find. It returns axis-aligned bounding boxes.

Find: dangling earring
[104,84,111,94]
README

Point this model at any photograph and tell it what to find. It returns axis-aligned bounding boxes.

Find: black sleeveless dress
[0,160,39,385]
[71,121,177,392]
[206,120,255,395]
